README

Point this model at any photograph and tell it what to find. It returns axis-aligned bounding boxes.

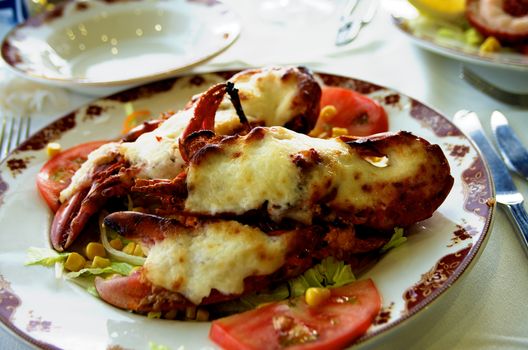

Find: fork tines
[0,116,31,160]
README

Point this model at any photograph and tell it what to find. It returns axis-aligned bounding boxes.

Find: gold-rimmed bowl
[1,0,241,95]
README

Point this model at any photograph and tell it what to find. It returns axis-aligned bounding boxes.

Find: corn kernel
[147,311,162,319]
[64,252,86,272]
[305,287,331,307]
[109,238,123,250]
[196,308,209,322]
[331,127,349,137]
[92,256,111,268]
[133,243,144,257]
[479,36,501,54]
[46,142,62,158]
[319,105,337,121]
[122,242,136,255]
[185,306,197,320]
[85,242,106,260]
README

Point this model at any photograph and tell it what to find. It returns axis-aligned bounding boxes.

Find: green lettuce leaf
[148,341,170,350]
[25,247,69,266]
[65,262,135,279]
[247,257,357,304]
[380,227,407,253]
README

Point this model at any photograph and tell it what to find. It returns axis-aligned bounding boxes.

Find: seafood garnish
[467,0,528,44]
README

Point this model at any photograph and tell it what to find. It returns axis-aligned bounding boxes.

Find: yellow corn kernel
[479,36,501,54]
[85,242,106,260]
[46,142,62,158]
[64,252,86,272]
[147,311,162,319]
[319,105,337,121]
[196,308,209,322]
[185,306,197,320]
[133,243,144,257]
[122,242,136,255]
[109,238,123,250]
[92,256,111,268]
[331,127,349,137]
[305,287,331,307]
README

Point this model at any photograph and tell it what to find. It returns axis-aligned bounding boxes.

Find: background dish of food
[390,0,528,71]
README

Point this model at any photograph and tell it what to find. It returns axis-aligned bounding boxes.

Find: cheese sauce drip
[144,220,290,305]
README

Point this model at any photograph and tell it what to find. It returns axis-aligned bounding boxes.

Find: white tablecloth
[1,0,528,349]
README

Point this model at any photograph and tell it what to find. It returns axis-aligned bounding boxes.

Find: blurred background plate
[0,0,241,95]
[389,0,528,72]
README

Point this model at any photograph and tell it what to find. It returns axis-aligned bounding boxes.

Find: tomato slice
[36,140,108,212]
[312,87,389,137]
[209,279,381,350]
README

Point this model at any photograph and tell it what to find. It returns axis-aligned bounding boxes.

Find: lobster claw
[51,189,89,251]
[50,162,136,251]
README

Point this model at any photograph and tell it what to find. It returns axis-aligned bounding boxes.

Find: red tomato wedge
[209,279,381,350]
[313,86,389,137]
[36,140,108,212]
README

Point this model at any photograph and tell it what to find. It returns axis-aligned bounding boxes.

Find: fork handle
[502,202,528,256]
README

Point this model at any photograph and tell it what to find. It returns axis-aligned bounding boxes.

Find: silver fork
[460,65,528,107]
[0,115,31,160]
[335,0,378,46]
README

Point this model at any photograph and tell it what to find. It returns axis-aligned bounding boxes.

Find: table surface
[1,0,528,349]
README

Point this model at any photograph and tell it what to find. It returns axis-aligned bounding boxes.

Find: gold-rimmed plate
[0,70,494,349]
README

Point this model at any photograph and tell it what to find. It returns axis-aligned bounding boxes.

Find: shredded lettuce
[65,262,135,279]
[380,227,407,253]
[241,257,356,308]
[86,285,99,297]
[289,257,356,297]
[148,342,170,350]
[25,247,69,266]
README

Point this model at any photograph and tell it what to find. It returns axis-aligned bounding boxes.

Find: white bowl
[1,0,241,95]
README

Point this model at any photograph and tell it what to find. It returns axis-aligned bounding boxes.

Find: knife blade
[490,110,528,180]
[453,110,528,256]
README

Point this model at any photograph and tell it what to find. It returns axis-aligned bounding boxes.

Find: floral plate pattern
[0,70,494,349]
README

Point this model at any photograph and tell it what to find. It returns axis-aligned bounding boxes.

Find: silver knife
[335,0,377,46]
[453,110,528,256]
[491,110,528,180]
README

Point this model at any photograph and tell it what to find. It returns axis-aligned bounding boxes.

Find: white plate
[0,71,494,349]
[1,0,240,95]
[389,0,528,72]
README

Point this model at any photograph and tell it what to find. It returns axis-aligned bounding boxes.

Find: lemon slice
[408,0,466,21]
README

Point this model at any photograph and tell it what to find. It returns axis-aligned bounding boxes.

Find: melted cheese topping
[59,142,120,202]
[185,127,346,223]
[185,127,427,223]
[144,220,290,304]
[61,67,307,202]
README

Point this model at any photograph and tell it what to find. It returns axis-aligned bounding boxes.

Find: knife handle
[503,202,528,256]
